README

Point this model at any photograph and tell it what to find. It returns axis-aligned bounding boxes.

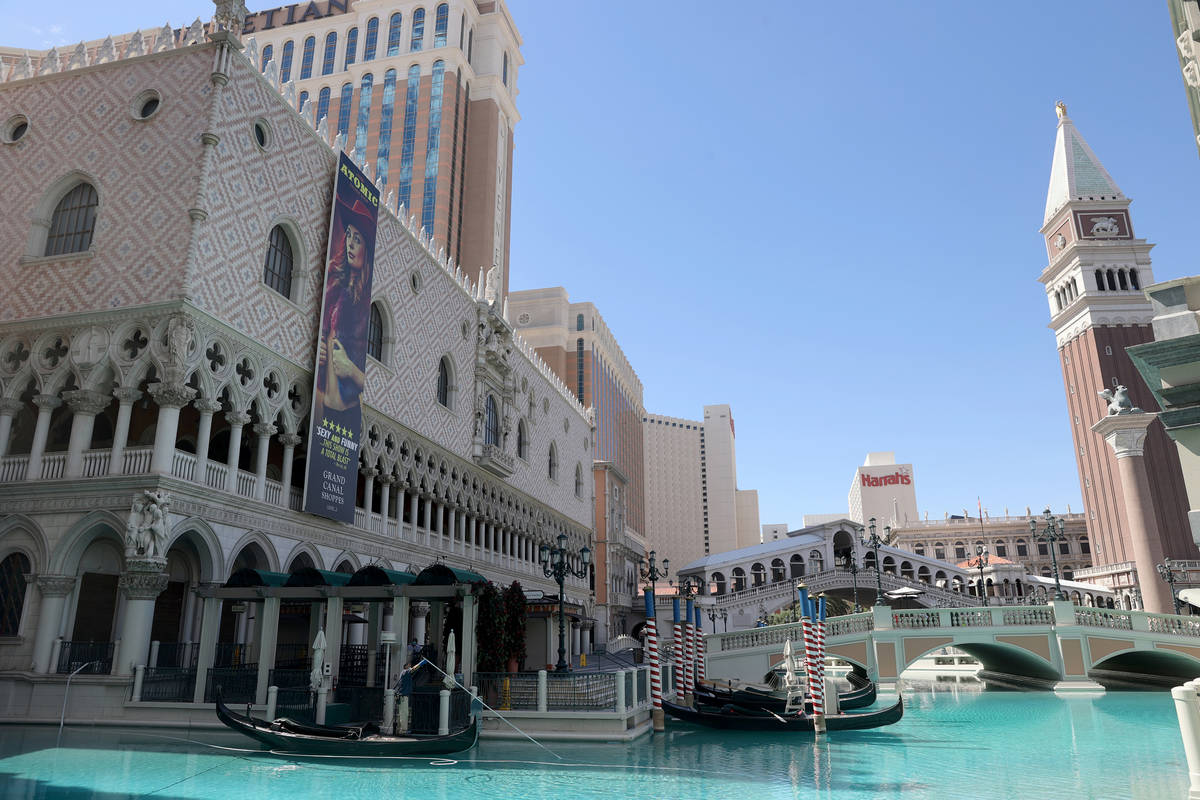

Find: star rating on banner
[320,417,356,439]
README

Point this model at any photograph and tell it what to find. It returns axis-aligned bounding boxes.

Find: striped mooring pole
[644,588,664,732]
[693,602,706,686]
[683,598,695,704]
[672,597,684,703]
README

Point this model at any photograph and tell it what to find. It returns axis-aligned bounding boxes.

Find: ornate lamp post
[967,545,989,607]
[842,550,862,613]
[1157,562,1183,616]
[639,550,669,596]
[861,519,885,606]
[1029,508,1068,601]
[675,574,700,600]
[706,607,719,634]
[791,580,802,622]
[757,603,768,627]
[720,609,728,632]
[539,532,592,672]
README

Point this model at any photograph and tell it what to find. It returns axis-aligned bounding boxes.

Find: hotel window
[376,69,397,188]
[354,73,374,164]
[438,357,452,408]
[298,90,308,112]
[316,87,331,125]
[386,13,403,56]
[420,60,445,234]
[459,13,465,47]
[411,8,425,51]
[280,40,294,82]
[363,17,379,60]
[396,65,421,210]
[576,313,584,331]
[1016,539,1028,557]
[337,82,353,140]
[321,32,337,76]
[300,36,316,79]
[0,553,29,636]
[367,303,384,362]
[548,442,558,480]
[344,27,358,69]
[434,3,449,47]
[45,182,99,256]
[261,44,273,71]
[467,29,473,63]
[576,338,584,401]
[485,394,499,445]
[263,224,294,299]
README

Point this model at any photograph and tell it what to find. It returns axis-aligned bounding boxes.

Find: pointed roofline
[1043,103,1125,226]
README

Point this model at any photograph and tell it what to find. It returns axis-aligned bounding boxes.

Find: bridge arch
[898,636,1060,683]
[1091,645,1200,686]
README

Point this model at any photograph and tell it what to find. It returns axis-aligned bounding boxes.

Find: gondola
[662,694,903,733]
[694,675,876,713]
[214,690,480,758]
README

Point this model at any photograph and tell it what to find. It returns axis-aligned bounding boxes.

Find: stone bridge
[704,601,1200,691]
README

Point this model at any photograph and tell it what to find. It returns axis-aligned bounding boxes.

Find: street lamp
[967,545,989,607]
[720,609,728,632]
[757,603,768,627]
[791,580,803,622]
[539,532,592,672]
[639,550,670,596]
[1029,508,1067,601]
[1158,561,1183,616]
[861,519,885,606]
[842,550,862,612]
[706,606,719,634]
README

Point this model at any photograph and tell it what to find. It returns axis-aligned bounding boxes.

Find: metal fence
[410,687,471,734]
[214,643,248,668]
[274,643,310,669]
[205,663,258,704]
[56,641,114,674]
[275,687,315,723]
[474,672,540,710]
[154,642,198,669]
[339,645,369,686]
[139,667,196,702]
[335,685,384,721]
[546,672,615,710]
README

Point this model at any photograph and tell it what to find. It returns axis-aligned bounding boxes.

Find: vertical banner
[303,152,379,522]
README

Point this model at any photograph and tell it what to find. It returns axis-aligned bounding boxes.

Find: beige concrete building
[847,452,918,528]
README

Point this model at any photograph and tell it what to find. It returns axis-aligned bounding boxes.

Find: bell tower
[1039,103,1194,592]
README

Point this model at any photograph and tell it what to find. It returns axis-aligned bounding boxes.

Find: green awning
[413,564,487,586]
[348,565,417,586]
[284,567,353,587]
[224,568,290,588]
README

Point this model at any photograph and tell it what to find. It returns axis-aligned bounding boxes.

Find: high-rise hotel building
[1,0,520,298]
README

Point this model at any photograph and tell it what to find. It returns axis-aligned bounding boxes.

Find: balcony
[475,442,514,478]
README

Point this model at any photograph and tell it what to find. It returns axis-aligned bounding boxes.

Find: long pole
[1047,530,1065,600]
[644,588,663,732]
[556,569,568,671]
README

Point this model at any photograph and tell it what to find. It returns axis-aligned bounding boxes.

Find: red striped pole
[683,599,695,697]
[672,597,684,703]
[693,604,706,685]
[644,588,664,732]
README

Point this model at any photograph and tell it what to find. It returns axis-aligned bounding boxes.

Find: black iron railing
[205,663,258,704]
[339,645,369,686]
[154,642,198,669]
[275,687,316,723]
[474,672,539,710]
[268,668,310,688]
[56,641,114,675]
[274,643,310,669]
[335,685,384,722]
[139,667,196,702]
[409,686,470,734]
[214,643,247,668]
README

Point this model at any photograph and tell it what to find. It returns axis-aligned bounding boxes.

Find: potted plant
[475,582,506,673]
[502,581,527,672]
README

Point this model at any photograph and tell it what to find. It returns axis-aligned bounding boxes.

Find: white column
[255,597,281,705]
[224,410,251,493]
[62,389,110,479]
[25,394,61,480]
[422,497,432,544]
[107,388,142,476]
[323,597,344,685]
[148,382,197,476]
[411,601,430,648]
[115,563,169,675]
[252,422,276,502]
[31,575,75,673]
[0,398,25,462]
[361,467,377,518]
[192,398,222,486]
[378,476,392,532]
[193,594,223,703]
[448,507,458,554]
[278,433,302,507]
[408,490,419,539]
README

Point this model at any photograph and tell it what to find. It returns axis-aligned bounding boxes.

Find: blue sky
[9,1,1200,529]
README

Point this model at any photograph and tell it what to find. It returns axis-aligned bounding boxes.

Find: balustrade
[1145,612,1200,638]
[1002,607,1054,626]
[1074,607,1133,630]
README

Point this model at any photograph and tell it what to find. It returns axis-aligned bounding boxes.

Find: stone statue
[164,314,195,383]
[1055,100,1068,120]
[125,490,172,559]
[1090,217,1120,237]
[213,0,249,34]
[1098,385,1141,416]
[483,264,501,305]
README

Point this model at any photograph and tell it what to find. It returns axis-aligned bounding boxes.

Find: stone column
[192,398,223,487]
[361,467,378,518]
[148,382,197,476]
[571,621,581,663]
[252,422,277,501]
[255,597,281,705]
[323,597,344,685]
[193,593,223,703]
[31,575,76,673]
[277,433,302,507]
[115,557,169,675]
[62,389,110,479]
[224,411,251,493]
[25,394,61,480]
[378,476,392,532]
[411,601,430,648]
[408,490,419,539]
[0,398,26,461]
[108,388,142,476]
[1093,412,1176,614]
[448,507,458,554]
[422,496,432,544]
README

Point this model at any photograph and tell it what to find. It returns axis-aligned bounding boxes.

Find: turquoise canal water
[0,682,1188,799]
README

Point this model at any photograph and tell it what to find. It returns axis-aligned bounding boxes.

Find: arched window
[770,558,785,582]
[548,442,558,480]
[298,90,309,112]
[484,394,499,445]
[502,51,508,85]
[954,542,966,560]
[1130,269,1140,290]
[459,12,465,47]
[363,17,379,60]
[263,224,293,298]
[731,567,746,592]
[434,4,449,46]
[316,86,331,124]
[1016,538,1028,557]
[1095,269,1104,291]
[0,553,30,636]
[789,553,804,578]
[517,419,528,459]
[751,563,767,586]
[411,8,425,51]
[322,32,337,75]
[45,182,99,256]
[420,60,446,234]
[261,43,273,71]
[280,40,294,82]
[1118,269,1128,290]
[396,64,421,210]
[437,357,451,407]
[337,82,354,139]
[809,550,824,572]
[376,69,398,188]
[367,303,384,361]
[387,13,403,55]
[343,26,358,69]
[300,36,316,79]
[933,542,945,560]
[467,28,473,63]
[712,571,727,595]
[993,540,1007,558]
[576,313,584,331]
[574,463,583,497]
[1106,269,1116,291]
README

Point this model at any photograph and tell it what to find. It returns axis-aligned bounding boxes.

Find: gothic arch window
[300,36,316,79]
[1095,269,1104,291]
[1118,269,1128,290]
[343,26,358,69]
[484,394,498,445]
[437,356,453,408]
[261,44,273,71]
[263,224,295,299]
[548,441,558,480]
[321,31,337,76]
[44,181,99,256]
[386,13,403,56]
[367,303,384,362]
[1055,291,1062,312]
[363,17,379,60]
[0,552,30,636]
[517,418,528,459]
[1107,269,1117,291]
[280,40,294,82]
[1130,269,1140,290]
[574,463,583,498]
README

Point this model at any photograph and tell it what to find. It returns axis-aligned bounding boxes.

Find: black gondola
[662,694,903,733]
[215,691,480,758]
[694,674,876,713]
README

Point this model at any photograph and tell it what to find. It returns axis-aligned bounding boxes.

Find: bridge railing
[1074,607,1133,631]
[889,606,1056,630]
[1144,612,1200,638]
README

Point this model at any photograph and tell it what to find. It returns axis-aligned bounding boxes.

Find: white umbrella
[885,587,925,599]
[309,628,327,691]
[443,631,457,688]
[1179,588,1200,609]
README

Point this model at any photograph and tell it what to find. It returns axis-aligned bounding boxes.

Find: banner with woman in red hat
[303,153,380,523]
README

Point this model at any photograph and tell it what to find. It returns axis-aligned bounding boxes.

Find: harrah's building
[847,452,918,529]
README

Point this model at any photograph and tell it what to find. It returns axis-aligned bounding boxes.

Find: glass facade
[364,17,379,60]
[321,32,337,76]
[337,82,354,140]
[280,40,294,82]
[354,73,374,165]
[421,61,446,235]
[434,3,449,47]
[343,27,358,69]
[376,69,398,189]
[396,64,421,211]
[387,13,403,56]
[411,8,425,51]
[299,36,315,79]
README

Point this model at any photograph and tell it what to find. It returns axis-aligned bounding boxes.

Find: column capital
[63,388,110,416]
[1091,412,1156,459]
[225,410,252,427]
[411,601,431,618]
[377,473,394,485]
[278,432,303,448]
[112,387,144,406]
[253,422,278,438]
[193,397,223,414]
[32,394,62,411]
[148,381,197,409]
[0,398,24,416]
[35,574,76,596]
[119,569,169,600]
[361,466,379,479]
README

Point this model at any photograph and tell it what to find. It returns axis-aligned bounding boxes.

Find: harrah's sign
[861,471,911,488]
